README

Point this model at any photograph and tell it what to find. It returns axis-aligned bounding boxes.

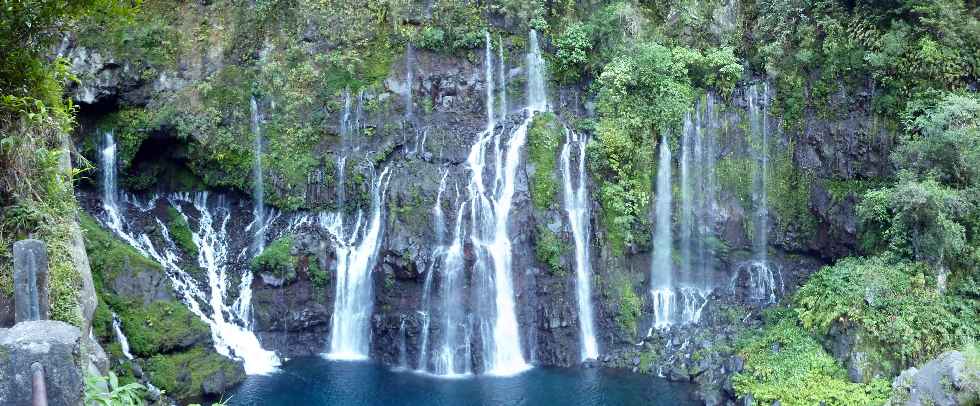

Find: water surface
[229,357,699,406]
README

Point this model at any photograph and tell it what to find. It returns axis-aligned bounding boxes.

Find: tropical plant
[84,372,146,406]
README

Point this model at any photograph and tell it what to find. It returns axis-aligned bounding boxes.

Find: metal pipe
[31,362,47,406]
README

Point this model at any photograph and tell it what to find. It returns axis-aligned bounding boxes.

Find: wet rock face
[0,321,84,406]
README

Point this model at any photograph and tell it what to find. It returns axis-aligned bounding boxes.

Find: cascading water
[674,95,722,324]
[324,167,391,360]
[463,30,547,376]
[650,135,674,330]
[560,129,599,361]
[98,137,280,374]
[497,37,507,122]
[735,83,784,305]
[235,95,265,330]
[249,96,267,254]
[112,312,134,360]
[404,44,415,120]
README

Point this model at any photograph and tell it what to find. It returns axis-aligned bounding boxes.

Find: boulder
[0,321,84,406]
[886,351,979,406]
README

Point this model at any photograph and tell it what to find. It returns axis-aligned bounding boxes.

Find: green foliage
[81,213,211,357]
[593,41,696,252]
[410,0,485,53]
[615,279,642,337]
[534,226,565,276]
[252,235,295,281]
[84,371,147,406]
[858,173,972,265]
[732,315,890,406]
[166,207,198,259]
[894,93,980,189]
[144,346,241,400]
[767,141,816,239]
[552,22,593,83]
[796,256,965,365]
[527,112,562,210]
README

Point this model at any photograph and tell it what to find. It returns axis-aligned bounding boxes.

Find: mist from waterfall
[97,136,280,374]
[561,129,599,361]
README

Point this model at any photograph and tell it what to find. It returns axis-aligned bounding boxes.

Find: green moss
[767,141,816,239]
[112,298,210,357]
[166,207,198,259]
[615,279,642,338]
[534,226,566,276]
[732,315,890,406]
[80,212,161,279]
[716,154,754,210]
[251,235,295,281]
[307,255,329,294]
[144,346,243,400]
[527,112,562,211]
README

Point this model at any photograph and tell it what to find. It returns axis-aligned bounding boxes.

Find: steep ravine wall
[57,5,898,405]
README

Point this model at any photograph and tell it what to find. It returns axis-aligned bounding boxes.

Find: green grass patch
[527,112,562,211]
[251,235,295,281]
[166,207,198,259]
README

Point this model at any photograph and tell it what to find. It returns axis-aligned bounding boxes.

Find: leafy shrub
[84,372,146,406]
[732,315,890,406]
[251,235,295,281]
[796,256,963,365]
[534,226,565,276]
[552,22,593,83]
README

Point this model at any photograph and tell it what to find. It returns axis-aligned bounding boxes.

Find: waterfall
[498,37,507,121]
[100,131,127,237]
[250,96,266,254]
[738,83,783,305]
[397,316,408,369]
[112,312,134,360]
[97,136,280,374]
[236,96,265,330]
[405,44,415,120]
[561,129,598,361]
[325,167,391,360]
[749,84,769,263]
[651,135,674,330]
[673,95,721,324]
[462,30,547,376]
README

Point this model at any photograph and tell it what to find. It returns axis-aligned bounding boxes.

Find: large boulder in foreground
[0,320,83,406]
[886,350,980,406]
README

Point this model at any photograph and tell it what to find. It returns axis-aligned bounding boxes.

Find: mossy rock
[144,346,245,400]
[252,235,296,281]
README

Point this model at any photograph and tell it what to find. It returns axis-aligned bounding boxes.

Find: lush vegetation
[84,372,146,406]
[527,112,562,211]
[252,235,296,281]
[252,235,327,291]
[732,310,890,406]
[0,0,141,326]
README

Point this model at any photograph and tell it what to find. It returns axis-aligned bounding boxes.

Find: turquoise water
[228,357,699,406]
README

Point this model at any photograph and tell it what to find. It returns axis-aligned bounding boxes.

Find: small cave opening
[121,133,204,193]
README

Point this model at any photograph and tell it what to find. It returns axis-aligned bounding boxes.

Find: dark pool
[228,357,699,406]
